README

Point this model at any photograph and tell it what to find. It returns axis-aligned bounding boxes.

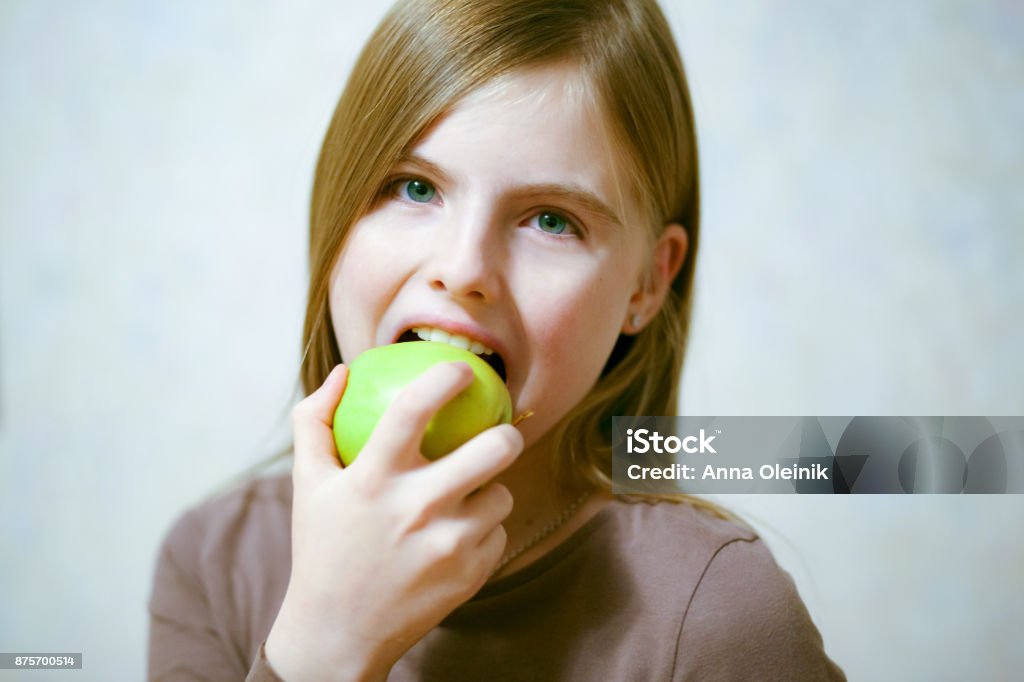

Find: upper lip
[390,315,510,364]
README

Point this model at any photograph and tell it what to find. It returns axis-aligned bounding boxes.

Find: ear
[623,223,689,333]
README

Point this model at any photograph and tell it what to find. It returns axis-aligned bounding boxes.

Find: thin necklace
[494,491,592,575]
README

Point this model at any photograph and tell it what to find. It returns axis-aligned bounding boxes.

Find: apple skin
[332,341,512,465]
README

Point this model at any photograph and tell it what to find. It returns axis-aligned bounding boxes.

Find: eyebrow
[396,152,624,227]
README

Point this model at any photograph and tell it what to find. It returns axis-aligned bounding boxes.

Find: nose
[424,208,503,302]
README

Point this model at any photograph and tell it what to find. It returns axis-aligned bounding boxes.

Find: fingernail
[448,361,471,377]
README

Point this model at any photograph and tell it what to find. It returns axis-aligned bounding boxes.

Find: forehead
[410,63,642,226]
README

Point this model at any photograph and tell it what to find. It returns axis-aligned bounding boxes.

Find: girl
[149,1,845,679]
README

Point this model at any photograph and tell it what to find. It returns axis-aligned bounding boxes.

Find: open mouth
[397,327,508,384]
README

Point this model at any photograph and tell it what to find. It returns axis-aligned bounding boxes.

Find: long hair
[267,0,730,520]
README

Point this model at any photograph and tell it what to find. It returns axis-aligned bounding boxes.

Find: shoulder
[583,498,759,618]
[664,508,846,680]
[158,473,292,572]
[150,474,293,667]
[597,499,843,679]
[148,475,292,677]
[601,497,757,568]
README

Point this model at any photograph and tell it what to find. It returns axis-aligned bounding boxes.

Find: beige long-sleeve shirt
[148,474,845,680]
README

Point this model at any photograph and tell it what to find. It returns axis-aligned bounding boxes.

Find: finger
[361,361,474,470]
[478,522,508,573]
[419,424,523,500]
[461,482,515,540]
[292,364,348,485]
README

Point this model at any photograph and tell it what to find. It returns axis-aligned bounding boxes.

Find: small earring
[631,313,643,330]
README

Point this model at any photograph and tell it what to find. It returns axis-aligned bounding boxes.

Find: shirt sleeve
[147,510,283,681]
[246,643,286,682]
[674,537,846,681]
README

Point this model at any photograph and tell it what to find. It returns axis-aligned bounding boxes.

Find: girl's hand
[265,362,523,681]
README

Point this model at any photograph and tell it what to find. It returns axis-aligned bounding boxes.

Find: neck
[488,434,611,580]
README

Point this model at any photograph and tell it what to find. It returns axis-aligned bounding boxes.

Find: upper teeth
[412,327,494,356]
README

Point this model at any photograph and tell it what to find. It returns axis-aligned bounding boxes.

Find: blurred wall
[1,1,1021,679]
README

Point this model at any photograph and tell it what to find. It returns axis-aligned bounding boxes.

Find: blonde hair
[234,0,733,522]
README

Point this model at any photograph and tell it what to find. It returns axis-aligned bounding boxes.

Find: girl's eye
[534,211,573,235]
[400,178,436,203]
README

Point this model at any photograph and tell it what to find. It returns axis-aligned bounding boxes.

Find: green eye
[537,212,569,235]
[403,179,436,203]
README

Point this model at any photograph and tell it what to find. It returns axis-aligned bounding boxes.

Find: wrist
[265,600,391,682]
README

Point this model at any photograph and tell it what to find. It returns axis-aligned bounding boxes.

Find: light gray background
[1,1,1021,680]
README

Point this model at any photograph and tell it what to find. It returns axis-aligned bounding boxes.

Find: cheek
[523,265,633,388]
[333,245,383,308]
[328,228,398,357]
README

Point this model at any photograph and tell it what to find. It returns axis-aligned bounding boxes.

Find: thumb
[291,364,348,485]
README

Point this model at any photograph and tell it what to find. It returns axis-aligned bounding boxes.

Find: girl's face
[329,63,682,448]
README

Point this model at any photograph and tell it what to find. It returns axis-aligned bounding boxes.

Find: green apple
[332,341,512,464]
